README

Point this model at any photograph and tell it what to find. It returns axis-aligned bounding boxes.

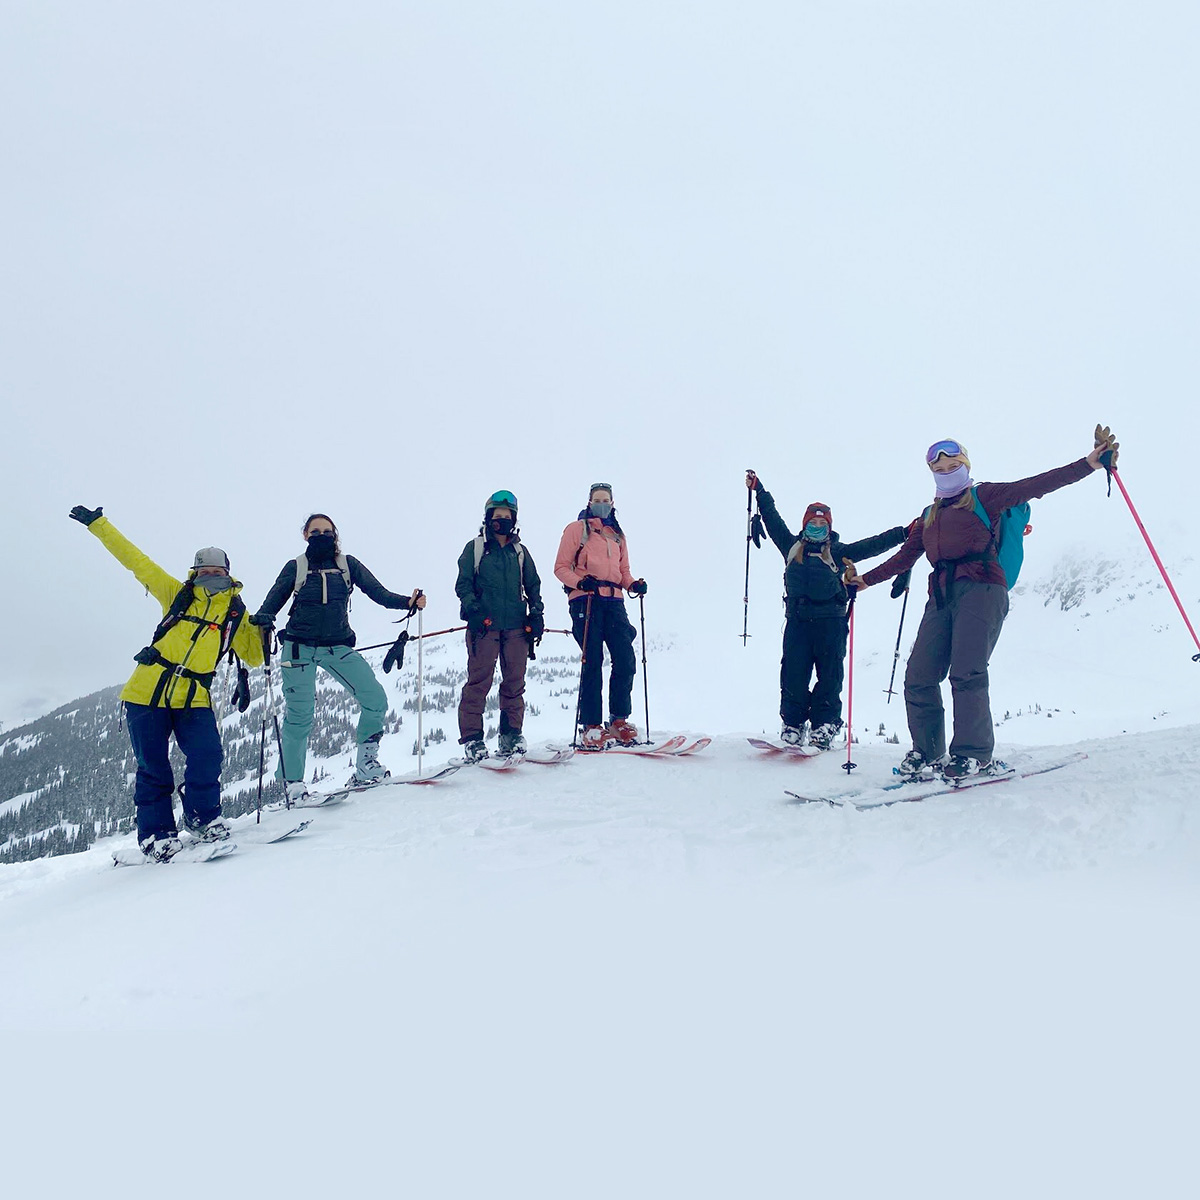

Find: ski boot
[497,730,527,757]
[463,738,489,764]
[284,781,312,808]
[897,749,937,781]
[578,724,608,751]
[606,718,639,746]
[941,756,998,782]
[807,723,840,751]
[352,733,389,785]
[139,832,183,862]
[779,724,806,747]
[183,814,232,843]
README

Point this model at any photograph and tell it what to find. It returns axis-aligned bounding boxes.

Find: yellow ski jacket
[89,516,264,708]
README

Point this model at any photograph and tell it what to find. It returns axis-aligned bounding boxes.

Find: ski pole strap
[1100,449,1114,497]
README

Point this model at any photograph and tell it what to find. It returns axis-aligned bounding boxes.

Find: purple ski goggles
[926,439,966,464]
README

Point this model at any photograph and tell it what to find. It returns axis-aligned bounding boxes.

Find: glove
[383,631,409,674]
[525,612,545,639]
[249,613,274,628]
[1089,423,1119,470]
[69,505,103,526]
[628,579,647,596]
[890,569,912,599]
[745,470,762,493]
[842,559,867,591]
[467,613,493,635]
[577,576,600,592]
[231,665,251,713]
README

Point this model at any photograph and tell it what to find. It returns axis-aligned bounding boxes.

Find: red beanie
[802,502,832,529]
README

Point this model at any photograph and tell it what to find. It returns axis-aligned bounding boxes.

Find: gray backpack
[293,553,353,605]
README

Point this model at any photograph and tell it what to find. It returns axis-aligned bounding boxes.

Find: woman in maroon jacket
[845,426,1119,781]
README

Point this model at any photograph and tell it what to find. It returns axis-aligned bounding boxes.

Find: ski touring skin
[785,752,1089,809]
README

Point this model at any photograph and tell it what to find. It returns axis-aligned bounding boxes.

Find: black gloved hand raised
[629,579,647,596]
[69,505,103,526]
[577,576,600,592]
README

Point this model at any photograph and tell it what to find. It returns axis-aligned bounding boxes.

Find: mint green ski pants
[277,640,389,783]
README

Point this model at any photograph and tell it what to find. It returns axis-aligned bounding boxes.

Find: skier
[746,472,909,749]
[454,490,546,762]
[844,427,1120,780]
[250,513,425,803]
[554,483,648,748]
[68,505,264,860]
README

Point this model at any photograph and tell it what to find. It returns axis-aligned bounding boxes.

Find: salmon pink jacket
[554,518,635,600]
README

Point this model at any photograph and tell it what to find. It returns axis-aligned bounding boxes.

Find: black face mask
[490,517,516,537]
[306,531,337,560]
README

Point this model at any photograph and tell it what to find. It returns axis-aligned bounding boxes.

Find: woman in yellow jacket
[69,504,264,861]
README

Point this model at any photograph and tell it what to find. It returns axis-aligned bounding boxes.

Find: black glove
[525,612,545,639]
[890,570,911,600]
[231,665,251,713]
[629,579,647,596]
[467,613,492,635]
[249,613,274,628]
[383,631,409,674]
[577,576,600,592]
[69,505,103,526]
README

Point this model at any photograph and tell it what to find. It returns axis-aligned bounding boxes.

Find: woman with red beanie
[747,471,908,749]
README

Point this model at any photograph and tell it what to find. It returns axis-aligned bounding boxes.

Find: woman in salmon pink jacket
[554,483,648,749]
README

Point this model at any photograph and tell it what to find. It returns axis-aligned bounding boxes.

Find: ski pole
[417,607,424,778]
[638,593,651,743]
[1109,466,1200,662]
[885,584,910,703]
[742,473,754,644]
[843,592,858,774]
[260,627,287,811]
[571,593,594,749]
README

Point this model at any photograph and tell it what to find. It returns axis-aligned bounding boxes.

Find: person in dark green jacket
[454,490,545,761]
[747,471,909,749]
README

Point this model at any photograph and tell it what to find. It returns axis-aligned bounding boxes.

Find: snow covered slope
[2,723,1199,1196]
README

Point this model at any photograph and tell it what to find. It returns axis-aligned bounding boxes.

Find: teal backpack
[970,488,1031,588]
[925,488,1032,589]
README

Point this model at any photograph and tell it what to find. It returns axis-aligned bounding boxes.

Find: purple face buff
[933,464,973,497]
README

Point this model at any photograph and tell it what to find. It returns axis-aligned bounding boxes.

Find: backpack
[925,488,1031,589]
[292,553,352,603]
[472,536,526,603]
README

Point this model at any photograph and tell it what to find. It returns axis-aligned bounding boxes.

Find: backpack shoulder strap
[970,487,993,532]
[293,554,308,595]
[516,543,527,604]
[472,536,485,574]
[336,553,352,592]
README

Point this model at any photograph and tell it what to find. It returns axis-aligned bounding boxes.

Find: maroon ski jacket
[861,457,1096,594]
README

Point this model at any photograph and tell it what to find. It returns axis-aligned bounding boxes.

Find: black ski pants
[904,581,1009,762]
[780,613,848,730]
[570,596,637,726]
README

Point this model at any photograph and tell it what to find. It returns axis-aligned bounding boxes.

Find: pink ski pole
[1111,467,1200,662]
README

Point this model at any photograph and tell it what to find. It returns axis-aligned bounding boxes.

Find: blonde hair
[923,489,975,528]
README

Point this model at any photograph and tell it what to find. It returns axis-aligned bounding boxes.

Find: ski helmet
[484,489,518,519]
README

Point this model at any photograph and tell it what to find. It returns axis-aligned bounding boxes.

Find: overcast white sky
[3,1,1197,728]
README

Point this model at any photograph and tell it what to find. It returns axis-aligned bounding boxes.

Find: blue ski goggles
[926,439,966,464]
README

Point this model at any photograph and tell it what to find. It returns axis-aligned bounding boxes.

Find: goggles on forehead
[807,506,830,517]
[926,439,965,464]
[589,482,614,495]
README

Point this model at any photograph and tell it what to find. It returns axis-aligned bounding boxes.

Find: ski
[657,737,712,756]
[785,752,1088,809]
[748,737,820,759]
[594,735,688,757]
[113,840,237,867]
[236,817,314,844]
[523,744,575,765]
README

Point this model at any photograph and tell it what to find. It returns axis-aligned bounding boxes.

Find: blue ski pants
[124,701,223,840]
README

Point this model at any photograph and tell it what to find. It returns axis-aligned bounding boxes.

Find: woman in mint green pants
[250,513,425,802]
